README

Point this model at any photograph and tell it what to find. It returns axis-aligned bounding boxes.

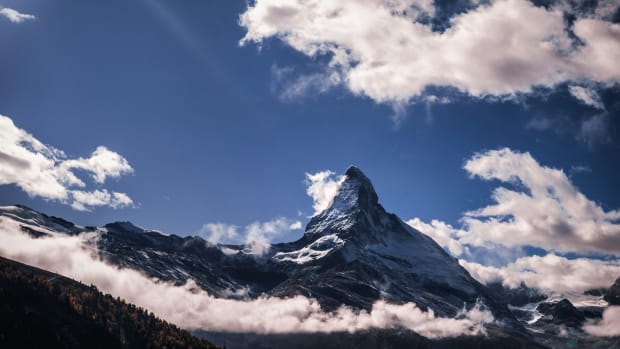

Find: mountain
[266,167,506,317]
[0,255,218,349]
[1,166,617,348]
[605,276,620,305]
[1,167,506,317]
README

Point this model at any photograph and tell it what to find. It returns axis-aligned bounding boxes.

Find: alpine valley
[1,167,618,349]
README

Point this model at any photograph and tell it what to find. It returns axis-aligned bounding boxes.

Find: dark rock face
[487,282,547,307]
[536,299,585,325]
[604,276,620,305]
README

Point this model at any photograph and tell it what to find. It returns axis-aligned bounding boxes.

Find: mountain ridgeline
[1,166,617,348]
[2,167,505,317]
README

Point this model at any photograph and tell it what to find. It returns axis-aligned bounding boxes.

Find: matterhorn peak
[304,166,383,236]
[334,166,379,209]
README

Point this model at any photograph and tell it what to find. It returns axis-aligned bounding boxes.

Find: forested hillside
[0,256,218,349]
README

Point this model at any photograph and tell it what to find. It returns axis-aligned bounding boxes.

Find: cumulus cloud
[239,0,620,110]
[461,148,620,255]
[459,254,620,293]
[408,147,620,292]
[0,7,35,23]
[0,218,493,337]
[60,146,133,184]
[584,306,620,337]
[199,217,303,254]
[71,190,134,211]
[0,114,134,211]
[409,148,620,256]
[305,170,345,215]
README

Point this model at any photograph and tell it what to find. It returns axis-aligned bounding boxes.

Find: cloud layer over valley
[0,216,493,337]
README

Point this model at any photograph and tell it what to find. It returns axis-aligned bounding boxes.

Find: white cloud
[271,65,343,101]
[0,7,35,23]
[71,190,134,212]
[459,254,620,293]
[461,148,620,255]
[199,222,240,244]
[578,113,611,148]
[305,170,345,215]
[409,148,620,256]
[584,306,620,337]
[568,85,604,110]
[240,0,620,110]
[61,146,133,184]
[199,217,303,254]
[289,220,303,229]
[0,218,493,337]
[407,147,620,293]
[407,218,465,256]
[245,217,300,254]
[0,114,134,211]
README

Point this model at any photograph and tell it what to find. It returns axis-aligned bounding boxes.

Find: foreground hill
[0,256,218,349]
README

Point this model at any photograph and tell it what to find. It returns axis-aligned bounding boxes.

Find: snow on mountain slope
[0,167,513,320]
[263,167,504,317]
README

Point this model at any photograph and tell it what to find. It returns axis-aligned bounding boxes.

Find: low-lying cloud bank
[459,255,620,294]
[0,218,492,337]
[0,114,134,211]
[584,306,620,337]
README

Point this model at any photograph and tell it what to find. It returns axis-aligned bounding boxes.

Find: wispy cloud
[271,65,342,102]
[578,113,612,148]
[305,170,345,216]
[0,114,134,211]
[199,217,302,254]
[0,7,35,23]
[568,85,605,110]
[0,219,494,337]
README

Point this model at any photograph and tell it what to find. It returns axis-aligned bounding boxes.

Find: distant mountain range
[1,166,618,348]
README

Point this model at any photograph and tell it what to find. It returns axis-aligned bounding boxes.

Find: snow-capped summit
[305,166,383,239]
[269,167,500,315]
[339,165,379,207]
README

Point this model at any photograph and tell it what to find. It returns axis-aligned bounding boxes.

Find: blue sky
[1,0,619,262]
